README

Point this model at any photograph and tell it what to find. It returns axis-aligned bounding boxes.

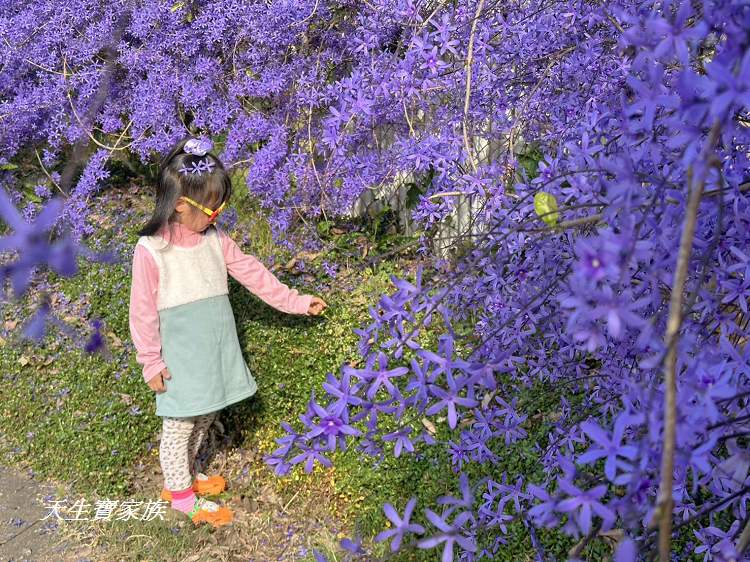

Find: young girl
[128,136,327,527]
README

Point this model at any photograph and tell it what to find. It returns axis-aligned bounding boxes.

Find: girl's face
[174,196,220,233]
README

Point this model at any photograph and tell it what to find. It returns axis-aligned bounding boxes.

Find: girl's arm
[217,229,313,315]
[128,244,168,383]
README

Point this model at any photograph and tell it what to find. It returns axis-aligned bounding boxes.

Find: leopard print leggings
[159,412,218,491]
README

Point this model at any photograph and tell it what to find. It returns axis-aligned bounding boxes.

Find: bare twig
[403,99,416,137]
[461,0,486,173]
[735,515,750,558]
[569,522,602,558]
[58,9,132,194]
[653,120,722,561]
[34,148,66,197]
[428,190,472,199]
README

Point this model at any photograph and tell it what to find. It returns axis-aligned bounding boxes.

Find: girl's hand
[308,296,327,316]
[147,368,171,393]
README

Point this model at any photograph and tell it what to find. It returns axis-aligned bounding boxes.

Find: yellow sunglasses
[180,196,227,222]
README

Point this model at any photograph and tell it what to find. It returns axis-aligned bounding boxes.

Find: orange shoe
[193,473,226,495]
[186,497,233,528]
[160,473,227,502]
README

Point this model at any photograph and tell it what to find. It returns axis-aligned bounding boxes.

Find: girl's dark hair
[137,135,232,244]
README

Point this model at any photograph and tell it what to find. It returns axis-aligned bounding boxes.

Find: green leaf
[534,191,559,226]
[405,182,422,209]
[316,220,331,237]
[0,163,18,171]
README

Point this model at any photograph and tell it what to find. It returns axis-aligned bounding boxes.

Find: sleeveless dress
[135,228,257,417]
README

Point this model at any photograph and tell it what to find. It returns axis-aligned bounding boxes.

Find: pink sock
[170,487,197,513]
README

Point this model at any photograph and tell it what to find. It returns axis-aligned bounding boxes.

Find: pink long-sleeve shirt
[129,222,313,383]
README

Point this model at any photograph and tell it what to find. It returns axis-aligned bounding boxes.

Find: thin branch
[569,522,602,558]
[289,0,319,26]
[654,120,722,561]
[461,0,486,173]
[403,99,416,137]
[34,148,66,198]
[58,8,132,194]
[735,514,750,557]
[428,190,472,199]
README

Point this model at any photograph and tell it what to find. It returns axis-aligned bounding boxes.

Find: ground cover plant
[1,0,750,560]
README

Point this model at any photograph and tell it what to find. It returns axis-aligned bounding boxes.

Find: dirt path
[0,462,94,562]
[0,421,352,561]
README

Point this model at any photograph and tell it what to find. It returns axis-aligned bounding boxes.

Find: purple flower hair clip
[184,137,212,156]
[179,137,215,176]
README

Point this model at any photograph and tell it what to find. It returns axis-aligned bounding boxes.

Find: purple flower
[705,49,750,120]
[574,237,618,282]
[22,300,51,342]
[437,472,474,511]
[527,484,559,529]
[289,442,333,474]
[556,480,615,535]
[339,535,365,554]
[383,426,415,458]
[365,352,409,400]
[614,537,637,562]
[375,497,425,552]
[322,370,363,409]
[417,508,477,562]
[0,188,78,296]
[426,382,478,430]
[84,319,105,353]
[305,400,361,450]
[577,412,639,483]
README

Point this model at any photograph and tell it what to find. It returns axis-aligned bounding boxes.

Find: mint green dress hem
[156,387,257,418]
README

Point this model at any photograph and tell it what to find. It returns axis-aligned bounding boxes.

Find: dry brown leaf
[598,528,624,545]
[106,331,123,348]
[458,417,474,429]
[257,485,282,506]
[421,417,436,435]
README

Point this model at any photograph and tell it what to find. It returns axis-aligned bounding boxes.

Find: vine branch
[653,120,722,561]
